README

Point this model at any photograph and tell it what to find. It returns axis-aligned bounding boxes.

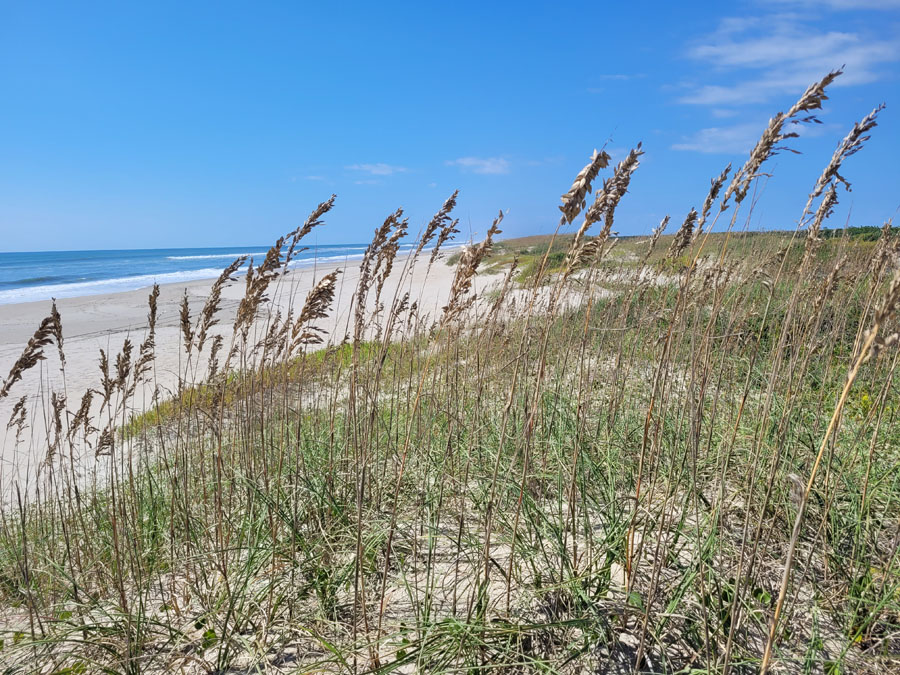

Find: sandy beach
[0,249,481,495]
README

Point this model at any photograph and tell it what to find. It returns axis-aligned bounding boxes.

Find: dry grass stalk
[559,149,611,224]
[417,190,459,256]
[641,215,670,265]
[196,258,245,352]
[50,300,65,369]
[285,194,336,265]
[566,145,643,273]
[354,210,402,341]
[374,214,409,307]
[6,396,27,446]
[429,216,460,268]
[207,335,224,379]
[443,211,503,321]
[68,389,95,441]
[803,184,839,262]
[802,104,884,220]
[45,391,66,466]
[233,237,287,339]
[132,285,160,388]
[723,69,842,208]
[0,312,61,399]
[871,219,899,282]
[760,265,900,673]
[179,292,193,356]
[667,208,699,260]
[291,271,340,351]
[114,339,133,391]
[694,164,730,239]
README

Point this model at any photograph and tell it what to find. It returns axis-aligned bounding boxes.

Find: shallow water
[0,243,395,305]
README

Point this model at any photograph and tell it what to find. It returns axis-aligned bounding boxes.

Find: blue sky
[1,1,898,251]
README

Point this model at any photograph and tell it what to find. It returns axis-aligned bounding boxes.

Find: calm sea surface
[0,244,387,305]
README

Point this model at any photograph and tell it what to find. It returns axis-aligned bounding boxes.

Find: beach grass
[0,72,899,673]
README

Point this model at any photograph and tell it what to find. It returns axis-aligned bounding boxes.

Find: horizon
[0,222,891,256]
[1,2,899,252]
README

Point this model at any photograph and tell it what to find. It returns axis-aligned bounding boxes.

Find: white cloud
[672,117,836,154]
[346,163,408,176]
[446,157,510,174]
[672,122,764,154]
[762,0,900,9]
[303,175,324,181]
[597,73,644,81]
[679,15,899,105]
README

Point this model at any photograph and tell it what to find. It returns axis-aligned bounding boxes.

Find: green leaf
[201,629,217,649]
[627,591,645,611]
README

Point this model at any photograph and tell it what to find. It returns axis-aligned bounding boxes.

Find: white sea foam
[166,252,267,260]
[0,268,227,305]
[167,247,370,261]
[0,247,430,306]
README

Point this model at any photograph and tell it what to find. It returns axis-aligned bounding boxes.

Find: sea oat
[667,208,699,260]
[559,149,611,225]
[442,211,503,321]
[196,258,245,352]
[723,69,843,209]
[0,313,60,399]
[417,191,459,256]
[694,164,730,239]
[292,271,340,352]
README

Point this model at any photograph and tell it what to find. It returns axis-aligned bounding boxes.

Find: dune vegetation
[0,71,899,673]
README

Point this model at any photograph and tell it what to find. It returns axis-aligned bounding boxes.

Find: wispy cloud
[679,15,900,106]
[671,122,764,154]
[762,0,900,9]
[346,163,408,176]
[303,175,325,181]
[598,73,644,81]
[445,157,510,175]
[672,117,837,154]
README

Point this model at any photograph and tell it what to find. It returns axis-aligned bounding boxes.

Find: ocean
[0,244,390,306]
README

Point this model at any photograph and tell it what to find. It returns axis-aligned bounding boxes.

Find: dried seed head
[354,209,403,341]
[69,389,95,441]
[417,190,459,255]
[289,195,336,247]
[723,70,842,209]
[803,184,839,263]
[695,164,731,239]
[234,237,287,338]
[197,257,245,352]
[292,270,340,351]
[115,339,133,390]
[871,220,899,282]
[667,208,699,260]
[566,144,643,272]
[559,149,611,224]
[443,211,503,322]
[642,215,670,265]
[180,292,193,355]
[133,284,161,388]
[50,300,65,368]
[429,217,461,267]
[0,313,60,399]
[802,104,884,222]
[207,335,224,380]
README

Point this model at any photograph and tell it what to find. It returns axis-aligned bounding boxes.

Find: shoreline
[0,247,473,494]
